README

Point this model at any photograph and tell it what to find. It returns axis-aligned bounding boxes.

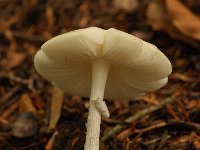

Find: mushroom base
[84,103,101,150]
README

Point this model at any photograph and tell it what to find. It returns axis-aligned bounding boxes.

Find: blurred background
[0,0,200,149]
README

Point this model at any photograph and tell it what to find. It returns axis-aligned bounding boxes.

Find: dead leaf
[19,94,37,113]
[146,0,169,31]
[45,131,58,150]
[166,0,200,41]
[114,0,139,13]
[186,100,199,109]
[48,87,64,130]
[2,51,25,69]
[146,0,200,48]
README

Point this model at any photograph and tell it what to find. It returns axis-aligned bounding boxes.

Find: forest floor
[0,0,200,150]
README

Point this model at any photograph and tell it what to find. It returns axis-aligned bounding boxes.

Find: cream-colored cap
[34,27,172,100]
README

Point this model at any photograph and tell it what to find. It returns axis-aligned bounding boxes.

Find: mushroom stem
[84,60,110,150]
[90,60,110,117]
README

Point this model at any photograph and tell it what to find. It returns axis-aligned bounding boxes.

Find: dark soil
[0,0,200,150]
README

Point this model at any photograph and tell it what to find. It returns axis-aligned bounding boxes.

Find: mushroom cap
[34,27,172,100]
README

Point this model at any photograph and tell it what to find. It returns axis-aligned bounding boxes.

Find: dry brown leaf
[48,87,64,130]
[166,0,200,41]
[45,131,58,150]
[146,0,169,31]
[114,0,139,13]
[146,0,200,48]
[2,51,25,69]
[186,100,199,109]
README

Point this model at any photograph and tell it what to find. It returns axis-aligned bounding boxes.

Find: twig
[143,135,171,145]
[0,95,20,111]
[102,96,177,141]
[0,30,46,44]
[167,120,200,130]
[0,85,20,104]
[62,105,78,113]
[157,130,169,150]
[19,142,43,150]
[134,121,167,134]
[1,100,20,119]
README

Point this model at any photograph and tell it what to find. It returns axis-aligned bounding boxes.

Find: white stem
[91,60,110,118]
[84,60,110,150]
[84,103,101,150]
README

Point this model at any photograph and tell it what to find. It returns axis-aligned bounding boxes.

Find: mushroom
[34,27,172,150]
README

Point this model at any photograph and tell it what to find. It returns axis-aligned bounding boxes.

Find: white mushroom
[34,27,172,150]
